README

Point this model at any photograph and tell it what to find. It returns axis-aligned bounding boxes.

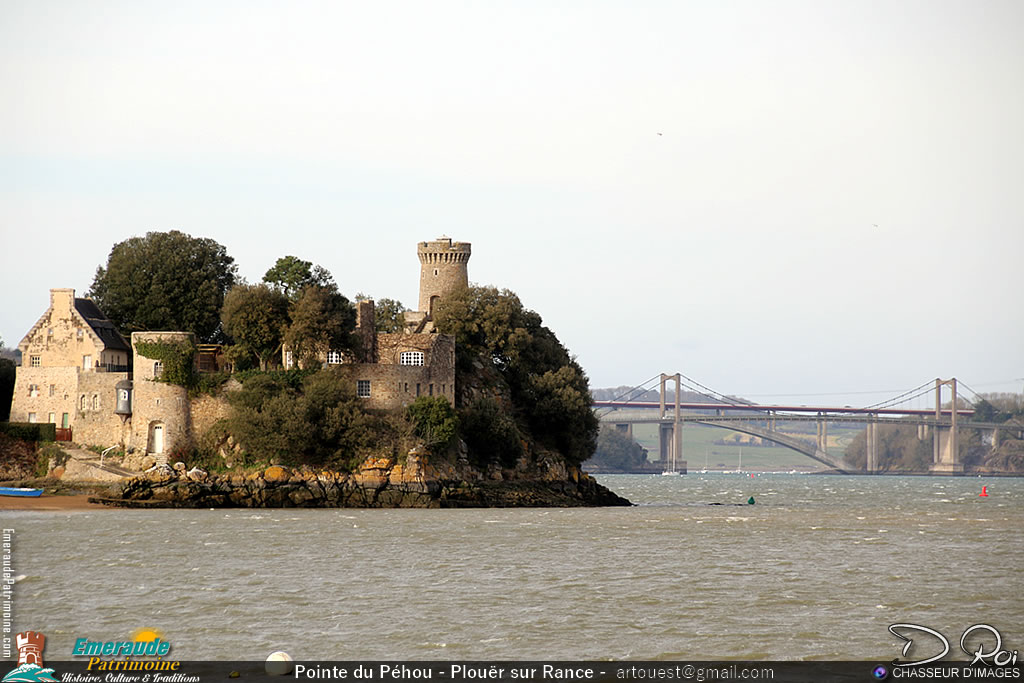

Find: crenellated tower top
[16,631,45,667]
[417,236,471,317]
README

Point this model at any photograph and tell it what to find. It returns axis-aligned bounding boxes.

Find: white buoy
[266,651,294,676]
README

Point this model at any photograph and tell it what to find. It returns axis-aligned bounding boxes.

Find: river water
[3,474,1022,661]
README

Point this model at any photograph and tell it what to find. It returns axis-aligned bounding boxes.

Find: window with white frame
[30,355,40,367]
[27,413,37,423]
[28,384,39,397]
[154,361,163,377]
[284,351,294,369]
[357,380,371,398]
[400,351,425,366]
[326,350,344,365]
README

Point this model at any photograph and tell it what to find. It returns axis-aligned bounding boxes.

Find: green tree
[284,285,356,368]
[435,286,599,466]
[374,298,408,333]
[973,399,996,422]
[844,424,934,471]
[587,426,648,470]
[459,397,524,468]
[88,230,237,342]
[406,396,459,450]
[263,256,334,300]
[355,294,409,333]
[221,284,290,371]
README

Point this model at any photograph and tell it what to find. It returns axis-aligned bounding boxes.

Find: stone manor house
[8,237,470,459]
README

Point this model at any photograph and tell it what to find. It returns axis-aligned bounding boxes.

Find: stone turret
[130,331,194,461]
[417,236,471,318]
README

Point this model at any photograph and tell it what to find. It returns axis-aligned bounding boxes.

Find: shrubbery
[406,396,458,451]
[586,426,648,470]
[459,398,523,468]
[0,422,56,442]
[224,369,403,470]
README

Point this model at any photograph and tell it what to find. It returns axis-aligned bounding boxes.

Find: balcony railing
[95,363,131,373]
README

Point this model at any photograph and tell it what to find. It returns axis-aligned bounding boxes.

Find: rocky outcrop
[92,452,631,508]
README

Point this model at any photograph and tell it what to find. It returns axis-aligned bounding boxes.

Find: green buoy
[747,496,755,505]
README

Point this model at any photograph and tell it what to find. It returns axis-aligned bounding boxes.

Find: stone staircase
[58,446,136,482]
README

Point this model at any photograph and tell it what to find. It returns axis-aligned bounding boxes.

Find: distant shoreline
[589,469,1024,477]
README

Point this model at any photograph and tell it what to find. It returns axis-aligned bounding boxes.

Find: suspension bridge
[594,374,1021,474]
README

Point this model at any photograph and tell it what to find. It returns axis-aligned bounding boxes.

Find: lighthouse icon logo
[2,632,58,682]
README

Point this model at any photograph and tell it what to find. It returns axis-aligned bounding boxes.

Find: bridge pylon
[866,418,879,473]
[930,378,963,473]
[659,373,683,473]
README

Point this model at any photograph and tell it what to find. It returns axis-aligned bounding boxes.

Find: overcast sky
[2,0,1021,408]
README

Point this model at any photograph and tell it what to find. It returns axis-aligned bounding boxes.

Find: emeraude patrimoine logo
[2,631,58,683]
[71,629,180,672]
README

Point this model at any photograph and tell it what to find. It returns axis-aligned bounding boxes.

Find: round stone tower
[130,331,194,462]
[418,236,471,318]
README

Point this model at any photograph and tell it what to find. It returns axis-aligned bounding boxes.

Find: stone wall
[130,380,191,455]
[9,366,78,426]
[335,363,454,410]
[74,371,130,448]
[190,391,233,441]
[377,332,454,367]
[354,333,456,409]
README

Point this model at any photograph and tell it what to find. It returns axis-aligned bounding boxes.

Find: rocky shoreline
[91,453,632,509]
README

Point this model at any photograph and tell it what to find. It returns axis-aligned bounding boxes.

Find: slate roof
[74,298,131,352]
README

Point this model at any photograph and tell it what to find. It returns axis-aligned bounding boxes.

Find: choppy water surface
[3,474,1022,660]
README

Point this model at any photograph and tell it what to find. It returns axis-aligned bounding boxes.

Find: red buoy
[979,486,989,497]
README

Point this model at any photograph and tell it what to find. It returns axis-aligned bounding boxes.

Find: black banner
[19,660,1023,683]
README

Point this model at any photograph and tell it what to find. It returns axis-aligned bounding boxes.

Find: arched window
[80,395,86,411]
[92,395,99,411]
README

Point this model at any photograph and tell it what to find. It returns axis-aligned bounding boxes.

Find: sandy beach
[0,494,107,511]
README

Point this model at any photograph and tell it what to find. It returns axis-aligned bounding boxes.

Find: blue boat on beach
[0,487,43,497]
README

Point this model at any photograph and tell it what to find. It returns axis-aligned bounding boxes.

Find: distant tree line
[844,393,1024,473]
[585,426,648,470]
